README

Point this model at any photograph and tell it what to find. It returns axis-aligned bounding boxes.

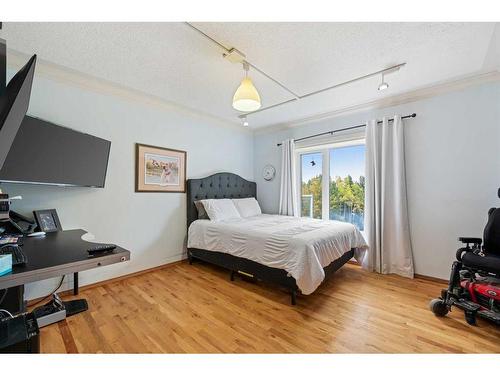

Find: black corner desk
[0,229,130,314]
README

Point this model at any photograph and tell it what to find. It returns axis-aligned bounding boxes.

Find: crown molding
[6,49,251,134]
[8,47,498,138]
[253,69,500,135]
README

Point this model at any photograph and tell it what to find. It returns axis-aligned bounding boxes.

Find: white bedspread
[187,214,368,295]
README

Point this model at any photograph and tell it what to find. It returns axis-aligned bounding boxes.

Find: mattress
[187,214,368,294]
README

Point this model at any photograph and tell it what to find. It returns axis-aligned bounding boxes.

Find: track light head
[378,72,389,91]
[378,82,389,91]
[242,116,249,127]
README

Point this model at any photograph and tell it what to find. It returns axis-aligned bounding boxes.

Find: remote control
[87,244,116,255]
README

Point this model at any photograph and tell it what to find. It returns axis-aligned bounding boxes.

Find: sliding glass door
[329,144,365,230]
[298,140,365,230]
[300,152,323,219]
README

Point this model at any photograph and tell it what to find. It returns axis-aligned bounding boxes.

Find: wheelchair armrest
[456,248,470,261]
[458,237,482,245]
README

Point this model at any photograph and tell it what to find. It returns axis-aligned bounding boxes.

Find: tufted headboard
[186,172,257,228]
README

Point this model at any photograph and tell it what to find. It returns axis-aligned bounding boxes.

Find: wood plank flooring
[39,261,500,353]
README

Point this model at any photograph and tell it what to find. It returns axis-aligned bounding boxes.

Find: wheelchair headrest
[484,205,500,256]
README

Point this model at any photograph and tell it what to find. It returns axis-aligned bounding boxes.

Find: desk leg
[73,272,79,295]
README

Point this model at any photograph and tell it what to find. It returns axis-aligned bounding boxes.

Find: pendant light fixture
[232,62,261,112]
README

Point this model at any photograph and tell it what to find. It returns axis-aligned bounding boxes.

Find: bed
[186,172,368,304]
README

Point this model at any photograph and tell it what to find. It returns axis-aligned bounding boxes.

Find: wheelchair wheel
[430,298,449,317]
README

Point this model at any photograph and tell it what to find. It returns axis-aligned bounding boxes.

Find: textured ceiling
[0,22,498,129]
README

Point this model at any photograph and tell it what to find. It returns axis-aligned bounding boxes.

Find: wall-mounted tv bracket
[0,39,5,96]
[0,22,5,95]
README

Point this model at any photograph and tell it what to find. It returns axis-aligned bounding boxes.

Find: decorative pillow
[200,199,241,222]
[232,197,262,218]
[194,200,209,220]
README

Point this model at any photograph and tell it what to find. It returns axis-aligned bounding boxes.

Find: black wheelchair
[429,189,500,326]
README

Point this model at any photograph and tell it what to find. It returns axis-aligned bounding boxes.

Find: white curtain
[279,138,299,216]
[363,115,414,278]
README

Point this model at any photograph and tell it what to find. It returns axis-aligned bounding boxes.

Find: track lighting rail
[185,22,405,122]
[244,62,405,119]
[185,22,300,99]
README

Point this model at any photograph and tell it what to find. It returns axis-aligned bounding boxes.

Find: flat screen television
[0,116,111,187]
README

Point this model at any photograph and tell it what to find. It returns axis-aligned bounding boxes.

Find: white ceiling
[1,22,498,129]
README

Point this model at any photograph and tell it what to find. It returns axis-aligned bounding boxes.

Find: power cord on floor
[27,275,65,308]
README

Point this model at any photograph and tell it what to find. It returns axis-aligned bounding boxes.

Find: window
[300,152,322,219]
[329,145,365,230]
[297,139,365,230]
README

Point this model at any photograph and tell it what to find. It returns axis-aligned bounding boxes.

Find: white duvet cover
[187,214,368,295]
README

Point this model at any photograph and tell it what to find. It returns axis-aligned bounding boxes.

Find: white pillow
[200,199,241,222]
[232,197,262,218]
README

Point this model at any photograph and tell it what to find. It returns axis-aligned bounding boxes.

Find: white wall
[2,73,254,300]
[3,70,499,298]
[253,82,500,279]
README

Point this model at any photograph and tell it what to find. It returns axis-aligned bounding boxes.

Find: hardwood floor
[39,261,500,353]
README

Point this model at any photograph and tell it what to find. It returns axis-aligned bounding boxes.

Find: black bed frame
[186,172,354,305]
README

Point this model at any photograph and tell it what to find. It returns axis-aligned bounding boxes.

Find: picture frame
[135,143,187,193]
[33,209,62,233]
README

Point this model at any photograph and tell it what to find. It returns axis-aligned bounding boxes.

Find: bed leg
[188,254,193,265]
[230,270,236,281]
[290,289,297,305]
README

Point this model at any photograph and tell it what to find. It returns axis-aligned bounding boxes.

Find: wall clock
[262,164,276,181]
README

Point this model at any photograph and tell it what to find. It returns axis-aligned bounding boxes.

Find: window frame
[295,137,365,222]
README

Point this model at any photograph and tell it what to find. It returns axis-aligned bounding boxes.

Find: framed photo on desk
[33,209,62,233]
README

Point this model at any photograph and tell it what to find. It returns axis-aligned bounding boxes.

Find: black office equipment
[0,193,8,221]
[32,294,88,328]
[0,45,36,172]
[9,210,37,234]
[0,207,37,236]
[0,312,40,353]
[0,244,27,266]
[0,116,111,187]
[65,298,88,316]
[0,192,37,236]
[32,294,66,327]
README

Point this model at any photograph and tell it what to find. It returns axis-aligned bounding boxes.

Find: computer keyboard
[0,244,28,266]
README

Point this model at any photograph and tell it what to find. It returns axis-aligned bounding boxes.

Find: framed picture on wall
[135,143,187,193]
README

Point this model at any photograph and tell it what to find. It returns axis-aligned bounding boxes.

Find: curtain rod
[276,113,417,147]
